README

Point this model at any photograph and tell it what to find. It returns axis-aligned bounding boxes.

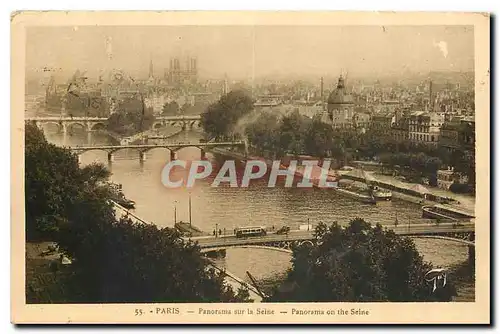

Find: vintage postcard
[11,11,490,324]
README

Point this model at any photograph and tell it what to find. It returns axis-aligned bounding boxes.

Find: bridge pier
[59,123,67,134]
[107,153,114,163]
[76,154,82,164]
[86,131,92,145]
[170,150,177,161]
[139,151,147,162]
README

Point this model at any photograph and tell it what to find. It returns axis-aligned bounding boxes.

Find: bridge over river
[69,141,246,162]
[26,115,202,133]
[190,222,475,255]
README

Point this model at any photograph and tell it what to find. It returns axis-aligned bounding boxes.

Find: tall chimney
[429,80,433,111]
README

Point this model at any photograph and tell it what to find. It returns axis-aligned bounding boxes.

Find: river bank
[210,147,476,219]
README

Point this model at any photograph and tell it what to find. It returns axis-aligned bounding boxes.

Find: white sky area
[26,25,474,81]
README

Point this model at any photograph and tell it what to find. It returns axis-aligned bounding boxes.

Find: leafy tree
[303,117,335,159]
[58,216,252,303]
[245,112,282,158]
[201,90,254,140]
[107,98,155,136]
[180,102,191,115]
[161,101,180,115]
[266,218,457,302]
[25,122,111,241]
[278,111,311,157]
[25,123,251,303]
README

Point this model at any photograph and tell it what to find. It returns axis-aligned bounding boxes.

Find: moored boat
[370,185,392,201]
[109,182,136,209]
[335,187,377,204]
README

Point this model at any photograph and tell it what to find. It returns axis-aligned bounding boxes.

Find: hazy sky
[26,25,474,81]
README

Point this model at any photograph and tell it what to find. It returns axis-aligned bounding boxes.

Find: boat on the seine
[369,185,392,201]
[109,183,136,209]
[338,168,391,203]
[422,204,475,222]
[335,187,377,204]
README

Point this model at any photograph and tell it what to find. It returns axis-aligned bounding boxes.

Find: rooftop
[327,76,354,105]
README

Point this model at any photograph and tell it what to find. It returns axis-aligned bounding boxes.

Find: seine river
[41,125,471,298]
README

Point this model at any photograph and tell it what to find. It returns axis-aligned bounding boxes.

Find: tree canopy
[25,121,112,241]
[25,122,250,303]
[242,112,473,187]
[107,98,155,136]
[161,101,180,115]
[200,90,254,140]
[266,218,456,302]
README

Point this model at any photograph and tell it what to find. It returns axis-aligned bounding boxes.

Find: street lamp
[188,193,192,228]
[173,200,178,225]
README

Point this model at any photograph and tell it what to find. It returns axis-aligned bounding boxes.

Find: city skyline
[26,25,474,82]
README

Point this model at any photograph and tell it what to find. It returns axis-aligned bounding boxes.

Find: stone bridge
[69,141,247,162]
[25,115,202,133]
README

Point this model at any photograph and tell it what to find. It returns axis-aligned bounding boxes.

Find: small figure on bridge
[213,229,216,236]
[219,229,222,236]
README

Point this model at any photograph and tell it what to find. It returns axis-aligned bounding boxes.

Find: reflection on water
[42,128,470,285]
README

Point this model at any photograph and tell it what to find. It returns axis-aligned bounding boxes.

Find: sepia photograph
[11,11,490,324]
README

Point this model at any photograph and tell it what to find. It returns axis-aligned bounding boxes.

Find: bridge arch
[73,147,112,155]
[152,122,164,129]
[140,146,173,154]
[37,121,63,133]
[172,145,204,153]
[90,122,107,131]
[66,122,87,132]
[298,240,314,247]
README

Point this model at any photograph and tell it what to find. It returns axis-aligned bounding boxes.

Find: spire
[149,56,154,79]
[222,73,229,95]
[337,75,345,89]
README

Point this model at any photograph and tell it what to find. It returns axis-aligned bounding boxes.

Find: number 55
[135,309,143,316]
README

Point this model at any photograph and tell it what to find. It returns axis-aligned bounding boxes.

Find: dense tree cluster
[244,111,474,187]
[200,90,254,140]
[267,218,457,302]
[161,101,180,115]
[107,97,155,136]
[25,121,112,241]
[25,122,250,303]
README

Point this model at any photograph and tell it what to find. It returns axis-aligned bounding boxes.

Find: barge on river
[422,204,475,222]
[335,187,377,204]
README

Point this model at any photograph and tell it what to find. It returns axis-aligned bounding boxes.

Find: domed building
[326,75,355,129]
